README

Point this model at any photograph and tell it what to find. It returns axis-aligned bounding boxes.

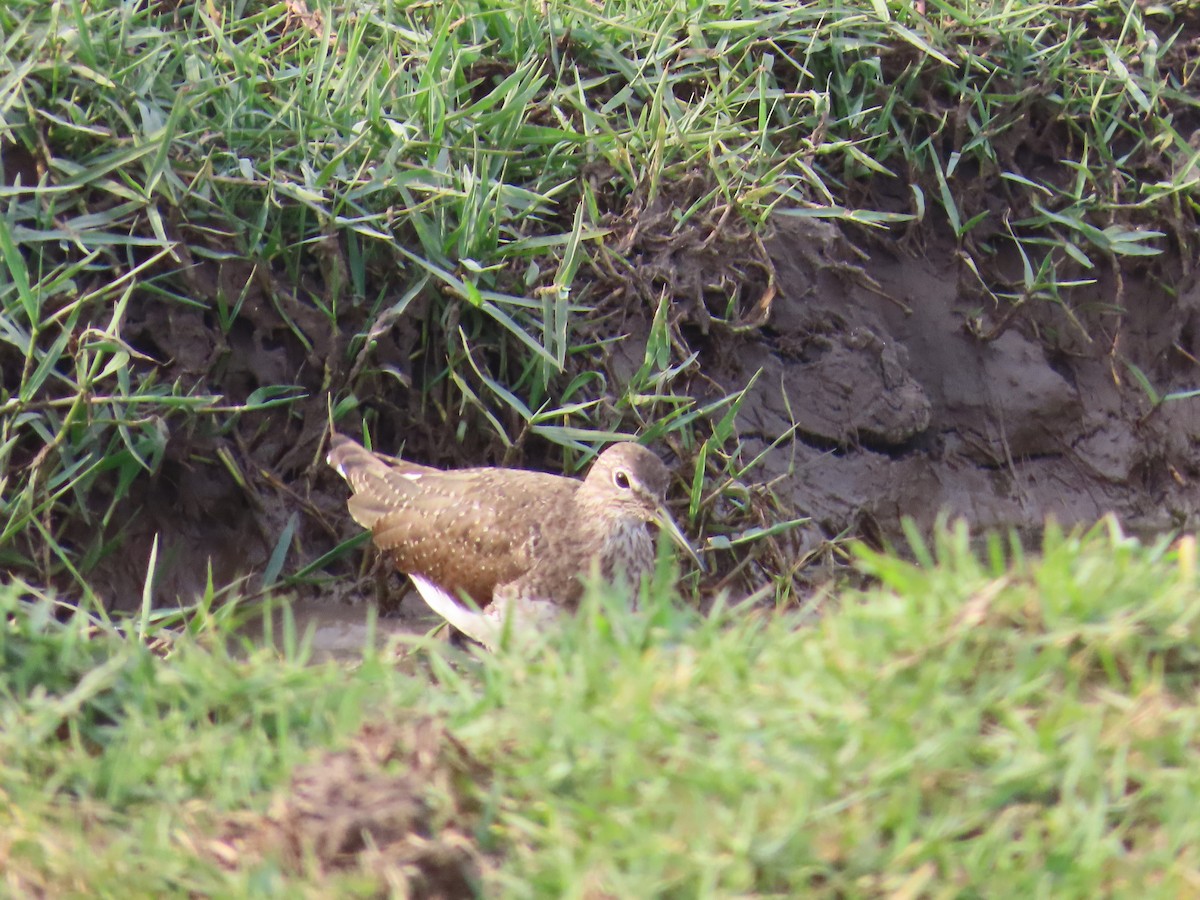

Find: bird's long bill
[655,504,704,571]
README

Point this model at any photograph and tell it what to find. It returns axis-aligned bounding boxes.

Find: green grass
[4,520,1200,895]
[4,3,1200,892]
[2,0,1198,598]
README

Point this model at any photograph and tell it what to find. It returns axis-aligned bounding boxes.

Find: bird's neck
[574,512,654,592]
[567,483,656,590]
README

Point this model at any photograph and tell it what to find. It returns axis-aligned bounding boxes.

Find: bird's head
[582,442,702,567]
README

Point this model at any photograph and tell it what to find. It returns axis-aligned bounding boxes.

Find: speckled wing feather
[326,434,437,527]
[327,434,579,605]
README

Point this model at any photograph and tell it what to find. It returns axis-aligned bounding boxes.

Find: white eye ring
[613,469,631,490]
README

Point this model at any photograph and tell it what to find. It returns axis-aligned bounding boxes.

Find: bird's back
[328,434,579,605]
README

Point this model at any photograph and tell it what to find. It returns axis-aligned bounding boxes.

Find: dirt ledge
[718,216,1200,546]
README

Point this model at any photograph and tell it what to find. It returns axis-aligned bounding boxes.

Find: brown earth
[725,215,1200,548]
[84,208,1200,610]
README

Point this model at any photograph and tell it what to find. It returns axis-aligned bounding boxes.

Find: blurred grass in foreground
[3,518,1200,896]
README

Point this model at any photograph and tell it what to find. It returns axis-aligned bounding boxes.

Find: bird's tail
[327,431,431,531]
[327,432,394,485]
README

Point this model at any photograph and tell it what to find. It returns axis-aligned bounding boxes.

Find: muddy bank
[719,216,1200,547]
[84,214,1200,610]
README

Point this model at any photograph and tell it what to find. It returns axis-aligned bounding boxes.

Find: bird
[326,432,699,648]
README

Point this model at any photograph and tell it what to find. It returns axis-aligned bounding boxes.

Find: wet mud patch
[207,717,486,896]
[719,215,1200,547]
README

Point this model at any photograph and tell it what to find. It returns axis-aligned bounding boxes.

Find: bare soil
[732,216,1200,548]
[87,207,1200,609]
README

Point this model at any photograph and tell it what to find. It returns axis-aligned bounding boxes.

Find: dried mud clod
[207,718,487,897]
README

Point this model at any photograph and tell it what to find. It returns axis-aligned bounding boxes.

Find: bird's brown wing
[366,470,574,604]
[329,434,578,604]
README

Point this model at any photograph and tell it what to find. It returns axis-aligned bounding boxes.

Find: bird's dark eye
[614,469,631,490]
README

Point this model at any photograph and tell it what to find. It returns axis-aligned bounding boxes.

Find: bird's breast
[597,519,655,588]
